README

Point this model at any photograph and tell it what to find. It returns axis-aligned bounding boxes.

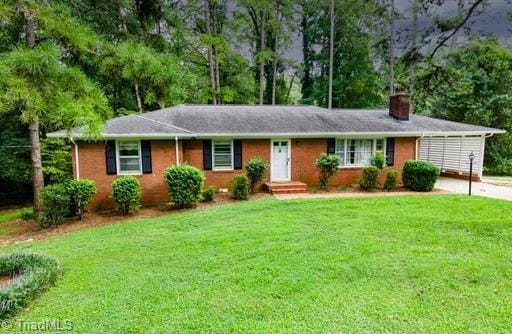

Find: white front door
[271,139,290,181]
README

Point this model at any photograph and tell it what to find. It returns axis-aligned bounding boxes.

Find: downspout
[415,134,425,160]
[70,137,80,179]
[175,136,180,166]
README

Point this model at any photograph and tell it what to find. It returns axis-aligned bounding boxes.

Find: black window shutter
[141,140,152,174]
[105,140,117,175]
[233,140,242,169]
[386,138,395,166]
[327,138,336,154]
[203,140,212,170]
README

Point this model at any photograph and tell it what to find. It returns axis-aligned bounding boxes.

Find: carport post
[469,152,474,196]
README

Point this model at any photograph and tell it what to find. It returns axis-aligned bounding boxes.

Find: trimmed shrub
[201,186,216,202]
[39,184,71,228]
[383,170,399,190]
[402,160,440,191]
[314,154,340,190]
[0,252,61,320]
[371,151,386,169]
[66,179,96,219]
[111,176,142,214]
[18,209,35,221]
[245,157,268,193]
[359,166,379,191]
[232,174,250,200]
[164,164,205,209]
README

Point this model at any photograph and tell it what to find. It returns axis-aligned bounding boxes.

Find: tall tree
[389,0,395,96]
[328,0,334,109]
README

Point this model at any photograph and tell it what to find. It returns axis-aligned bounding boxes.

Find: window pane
[335,139,345,166]
[119,142,139,156]
[273,141,279,146]
[213,141,232,169]
[376,139,384,152]
[347,139,373,166]
[120,157,140,172]
[280,141,287,146]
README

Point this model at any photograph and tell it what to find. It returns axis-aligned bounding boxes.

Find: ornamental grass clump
[164,164,205,209]
[0,252,61,320]
[245,157,268,193]
[314,154,340,190]
[402,160,440,191]
[111,176,142,214]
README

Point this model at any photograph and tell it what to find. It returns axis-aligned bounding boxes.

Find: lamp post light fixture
[468,151,475,196]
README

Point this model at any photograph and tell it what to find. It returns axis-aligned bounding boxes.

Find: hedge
[402,160,440,191]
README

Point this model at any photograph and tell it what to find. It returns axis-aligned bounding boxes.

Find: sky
[237,0,512,62]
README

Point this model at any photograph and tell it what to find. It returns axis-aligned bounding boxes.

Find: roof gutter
[47,130,506,140]
[415,134,425,160]
[70,137,80,179]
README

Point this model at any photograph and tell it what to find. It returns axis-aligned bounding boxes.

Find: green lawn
[4,195,512,333]
[0,209,23,224]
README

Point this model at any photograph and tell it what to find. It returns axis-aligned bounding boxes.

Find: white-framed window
[335,138,386,167]
[212,140,233,170]
[117,140,142,174]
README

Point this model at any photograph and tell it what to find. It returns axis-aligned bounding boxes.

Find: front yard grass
[4,195,512,332]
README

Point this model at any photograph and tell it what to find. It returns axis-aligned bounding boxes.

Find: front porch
[265,181,308,194]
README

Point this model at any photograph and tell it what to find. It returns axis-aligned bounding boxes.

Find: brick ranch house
[49,94,504,210]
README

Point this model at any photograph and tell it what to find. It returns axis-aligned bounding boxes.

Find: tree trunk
[205,0,217,104]
[328,0,334,109]
[134,80,142,112]
[271,55,277,105]
[389,0,395,96]
[118,1,128,32]
[409,0,419,113]
[212,6,221,103]
[285,72,296,103]
[259,13,266,105]
[450,0,465,49]
[29,117,44,215]
[24,9,44,215]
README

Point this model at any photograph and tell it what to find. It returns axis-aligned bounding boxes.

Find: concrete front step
[265,181,308,194]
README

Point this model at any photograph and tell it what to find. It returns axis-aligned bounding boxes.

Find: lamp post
[468,151,475,196]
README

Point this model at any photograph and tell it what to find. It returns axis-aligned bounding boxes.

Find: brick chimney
[389,93,410,121]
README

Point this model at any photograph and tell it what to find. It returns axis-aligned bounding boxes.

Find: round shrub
[371,151,386,169]
[66,179,96,219]
[314,154,340,190]
[164,164,205,209]
[402,160,440,191]
[0,252,61,320]
[232,174,250,200]
[245,157,268,193]
[201,186,216,202]
[359,166,379,191]
[19,209,35,221]
[39,184,71,228]
[111,176,142,214]
[383,170,399,191]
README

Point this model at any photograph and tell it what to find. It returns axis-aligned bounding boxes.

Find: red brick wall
[74,140,179,210]
[182,139,271,190]
[291,137,417,186]
[75,137,417,211]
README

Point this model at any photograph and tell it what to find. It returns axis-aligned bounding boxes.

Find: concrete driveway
[435,177,512,201]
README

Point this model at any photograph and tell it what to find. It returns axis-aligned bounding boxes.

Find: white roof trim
[47,129,505,140]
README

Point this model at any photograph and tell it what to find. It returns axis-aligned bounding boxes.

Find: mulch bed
[0,192,272,246]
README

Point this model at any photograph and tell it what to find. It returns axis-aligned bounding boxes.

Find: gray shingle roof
[48,105,505,138]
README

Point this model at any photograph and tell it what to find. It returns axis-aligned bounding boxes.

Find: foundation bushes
[314,154,340,190]
[0,252,61,320]
[164,164,205,209]
[383,170,399,190]
[201,186,216,202]
[359,166,379,191]
[245,157,268,193]
[402,160,440,191]
[232,174,250,200]
[66,179,96,219]
[39,184,71,228]
[111,176,142,214]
